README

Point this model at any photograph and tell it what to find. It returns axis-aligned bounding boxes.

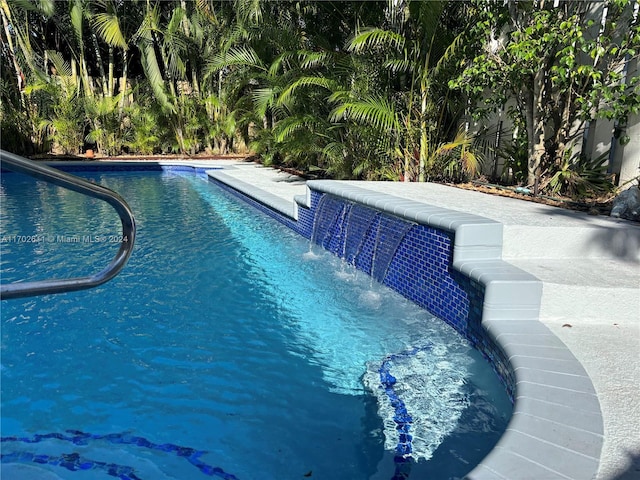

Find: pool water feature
[1,170,511,479]
[312,196,414,283]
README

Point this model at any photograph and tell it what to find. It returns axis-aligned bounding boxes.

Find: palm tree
[344,0,469,181]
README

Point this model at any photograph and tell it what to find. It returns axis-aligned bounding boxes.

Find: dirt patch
[452,182,615,216]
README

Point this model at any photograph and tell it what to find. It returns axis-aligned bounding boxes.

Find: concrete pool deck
[199,161,639,480]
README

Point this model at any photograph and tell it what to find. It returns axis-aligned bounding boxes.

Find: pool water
[0,171,511,479]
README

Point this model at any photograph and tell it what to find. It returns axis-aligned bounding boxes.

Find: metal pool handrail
[0,149,136,300]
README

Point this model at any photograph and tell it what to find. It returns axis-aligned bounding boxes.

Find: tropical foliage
[450,0,639,189]
[1,0,636,195]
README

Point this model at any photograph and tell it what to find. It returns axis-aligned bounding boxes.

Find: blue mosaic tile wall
[209,183,514,399]
[29,164,213,174]
[453,272,514,397]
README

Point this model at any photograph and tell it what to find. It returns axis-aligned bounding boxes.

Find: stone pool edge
[31,161,604,479]
[208,172,604,480]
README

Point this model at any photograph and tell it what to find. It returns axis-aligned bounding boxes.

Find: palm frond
[5,0,53,17]
[166,5,186,35]
[327,89,350,105]
[139,36,174,114]
[273,114,318,143]
[347,28,405,53]
[204,94,221,110]
[163,32,188,79]
[70,1,84,43]
[413,0,445,45]
[384,58,413,73]
[430,128,482,179]
[7,0,40,13]
[277,76,336,108]
[433,32,464,76]
[322,141,346,162]
[208,46,266,72]
[92,12,127,49]
[330,96,400,132]
[299,50,332,70]
[252,87,279,118]
[268,51,298,77]
[195,0,218,23]
[46,50,72,77]
[34,0,55,17]
[235,0,262,25]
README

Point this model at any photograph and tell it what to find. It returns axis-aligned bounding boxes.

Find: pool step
[502,225,640,261]
[506,258,639,324]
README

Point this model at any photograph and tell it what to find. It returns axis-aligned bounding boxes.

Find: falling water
[311,195,348,250]
[311,194,413,284]
[344,205,379,265]
[371,214,414,282]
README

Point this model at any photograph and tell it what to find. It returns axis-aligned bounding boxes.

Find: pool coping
[22,161,604,480]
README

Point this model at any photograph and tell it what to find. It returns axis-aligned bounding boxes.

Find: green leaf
[252,87,278,118]
[330,96,400,132]
[46,50,72,77]
[71,1,84,43]
[138,35,174,114]
[209,46,266,72]
[347,28,405,53]
[277,76,336,108]
[92,12,127,49]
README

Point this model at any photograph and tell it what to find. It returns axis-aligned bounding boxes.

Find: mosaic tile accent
[39,162,214,175]
[1,431,238,479]
[378,348,421,458]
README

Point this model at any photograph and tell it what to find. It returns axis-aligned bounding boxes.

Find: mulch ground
[452,182,615,216]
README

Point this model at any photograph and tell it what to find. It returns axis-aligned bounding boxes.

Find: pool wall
[16,161,602,480]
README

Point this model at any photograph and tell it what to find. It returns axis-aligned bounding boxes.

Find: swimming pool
[1,170,511,479]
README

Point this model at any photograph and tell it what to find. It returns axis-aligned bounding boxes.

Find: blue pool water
[0,170,511,479]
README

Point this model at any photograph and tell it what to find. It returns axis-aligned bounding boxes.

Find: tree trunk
[118,49,128,117]
[526,68,547,186]
[108,46,115,97]
[403,115,412,182]
[551,89,575,164]
[0,6,25,104]
[418,84,428,182]
[191,69,200,96]
[91,32,109,97]
[71,59,79,94]
[81,56,94,97]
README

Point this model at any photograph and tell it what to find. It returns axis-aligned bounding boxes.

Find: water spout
[311,194,414,284]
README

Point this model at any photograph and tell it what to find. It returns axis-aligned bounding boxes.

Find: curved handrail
[0,150,136,300]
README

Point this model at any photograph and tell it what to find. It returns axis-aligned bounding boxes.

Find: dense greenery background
[1,0,638,196]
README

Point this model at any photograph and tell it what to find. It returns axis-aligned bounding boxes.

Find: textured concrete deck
[207,162,640,480]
